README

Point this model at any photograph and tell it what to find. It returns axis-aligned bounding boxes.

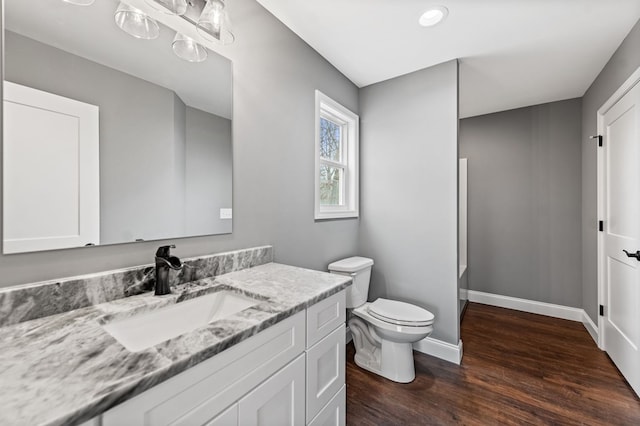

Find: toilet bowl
[328,257,435,383]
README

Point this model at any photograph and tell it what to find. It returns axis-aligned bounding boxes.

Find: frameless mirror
[2,0,233,254]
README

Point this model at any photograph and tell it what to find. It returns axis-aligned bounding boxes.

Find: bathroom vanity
[101,290,347,426]
[0,247,350,426]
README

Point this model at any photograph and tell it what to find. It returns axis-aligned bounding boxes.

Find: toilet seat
[368,298,434,327]
[352,303,433,337]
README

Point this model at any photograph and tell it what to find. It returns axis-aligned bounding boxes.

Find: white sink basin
[102,290,261,352]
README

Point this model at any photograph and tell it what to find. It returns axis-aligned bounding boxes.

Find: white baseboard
[467,290,584,321]
[467,290,599,344]
[413,337,463,365]
[581,311,599,345]
[459,288,468,300]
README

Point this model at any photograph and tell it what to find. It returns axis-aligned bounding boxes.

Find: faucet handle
[156,245,176,258]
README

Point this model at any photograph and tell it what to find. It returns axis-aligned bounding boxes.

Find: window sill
[315,210,359,221]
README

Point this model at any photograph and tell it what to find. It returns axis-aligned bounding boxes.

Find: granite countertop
[0,263,352,426]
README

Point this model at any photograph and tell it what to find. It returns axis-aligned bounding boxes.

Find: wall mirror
[2,0,233,254]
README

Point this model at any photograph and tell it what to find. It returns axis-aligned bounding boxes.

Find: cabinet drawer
[306,290,346,348]
[238,354,306,426]
[308,385,345,426]
[306,325,345,423]
[103,311,305,426]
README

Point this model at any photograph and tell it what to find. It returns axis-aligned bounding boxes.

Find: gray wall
[460,99,582,307]
[173,94,187,238]
[5,31,190,244]
[582,19,640,322]
[0,0,359,287]
[358,61,460,345]
[185,107,232,235]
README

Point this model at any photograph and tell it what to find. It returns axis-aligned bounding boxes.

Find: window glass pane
[320,117,342,162]
[320,165,343,205]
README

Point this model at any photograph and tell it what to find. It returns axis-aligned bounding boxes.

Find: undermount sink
[102,290,261,352]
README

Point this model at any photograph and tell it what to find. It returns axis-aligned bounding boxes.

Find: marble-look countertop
[0,263,352,426]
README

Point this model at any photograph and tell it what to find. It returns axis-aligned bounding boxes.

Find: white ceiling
[256,0,640,118]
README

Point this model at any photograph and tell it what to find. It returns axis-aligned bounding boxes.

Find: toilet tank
[328,257,374,308]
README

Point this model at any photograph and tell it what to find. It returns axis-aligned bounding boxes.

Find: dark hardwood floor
[346,302,640,425]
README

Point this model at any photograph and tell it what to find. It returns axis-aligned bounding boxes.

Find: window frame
[314,90,359,220]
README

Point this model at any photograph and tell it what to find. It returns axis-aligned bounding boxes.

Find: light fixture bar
[62,0,96,5]
[146,0,188,16]
[150,0,204,21]
[123,0,232,49]
[147,0,221,41]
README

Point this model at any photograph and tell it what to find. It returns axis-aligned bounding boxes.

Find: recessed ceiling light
[419,6,448,27]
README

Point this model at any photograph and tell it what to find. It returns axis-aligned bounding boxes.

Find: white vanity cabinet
[101,290,346,426]
[305,291,346,425]
[205,404,239,426]
[238,354,306,425]
[206,355,306,426]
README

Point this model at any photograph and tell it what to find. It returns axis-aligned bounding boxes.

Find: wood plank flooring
[346,302,640,425]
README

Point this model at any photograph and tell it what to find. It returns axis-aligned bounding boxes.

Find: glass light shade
[197,0,235,45]
[62,0,95,5]
[172,33,208,62]
[145,0,188,15]
[114,3,160,40]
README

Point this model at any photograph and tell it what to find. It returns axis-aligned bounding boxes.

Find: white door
[600,81,640,396]
[238,354,305,426]
[3,81,100,253]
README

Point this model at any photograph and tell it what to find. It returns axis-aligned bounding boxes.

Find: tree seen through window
[319,118,343,205]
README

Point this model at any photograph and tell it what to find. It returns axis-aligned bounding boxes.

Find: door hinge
[591,135,603,147]
[599,305,604,316]
[599,220,604,232]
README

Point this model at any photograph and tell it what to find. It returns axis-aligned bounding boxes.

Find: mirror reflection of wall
[2,0,233,253]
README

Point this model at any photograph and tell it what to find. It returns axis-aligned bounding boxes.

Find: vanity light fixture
[418,6,448,27]
[146,0,188,16]
[115,3,160,39]
[111,0,234,62]
[62,0,96,5]
[197,0,235,45]
[172,33,208,62]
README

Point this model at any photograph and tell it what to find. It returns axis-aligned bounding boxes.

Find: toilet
[328,256,434,383]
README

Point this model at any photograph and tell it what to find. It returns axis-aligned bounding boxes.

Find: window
[315,90,359,219]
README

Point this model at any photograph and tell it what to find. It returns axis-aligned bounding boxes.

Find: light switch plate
[220,208,233,219]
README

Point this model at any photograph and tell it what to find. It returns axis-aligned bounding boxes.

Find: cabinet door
[307,291,346,348]
[308,385,345,426]
[306,325,345,422]
[238,354,305,426]
[205,404,238,426]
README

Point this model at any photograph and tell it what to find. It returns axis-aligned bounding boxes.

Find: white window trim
[314,90,359,220]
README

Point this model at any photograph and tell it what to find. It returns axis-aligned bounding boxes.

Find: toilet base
[349,317,418,383]
[354,340,416,383]
[381,340,416,383]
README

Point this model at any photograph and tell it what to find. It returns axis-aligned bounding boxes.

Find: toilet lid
[368,298,434,326]
[328,257,374,273]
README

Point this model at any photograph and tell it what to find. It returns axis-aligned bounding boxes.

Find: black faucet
[154,245,183,295]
